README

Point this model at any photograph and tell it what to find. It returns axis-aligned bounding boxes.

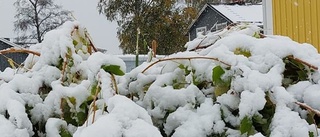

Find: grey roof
[0,38,24,48]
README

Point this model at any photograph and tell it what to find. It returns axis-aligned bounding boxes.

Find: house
[116,54,166,72]
[263,0,320,51]
[0,38,28,71]
[186,2,263,41]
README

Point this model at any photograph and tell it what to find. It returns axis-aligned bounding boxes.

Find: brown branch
[295,102,320,117]
[84,31,98,53]
[0,48,40,56]
[60,56,68,83]
[142,56,231,73]
[110,73,118,94]
[288,56,318,70]
[91,80,101,124]
[190,36,207,51]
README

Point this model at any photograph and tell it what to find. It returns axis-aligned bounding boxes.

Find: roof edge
[185,3,214,35]
[0,38,24,49]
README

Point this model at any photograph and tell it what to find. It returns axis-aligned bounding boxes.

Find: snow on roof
[0,38,24,48]
[211,4,263,25]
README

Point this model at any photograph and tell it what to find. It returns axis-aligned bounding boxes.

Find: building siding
[189,6,232,41]
[272,0,320,51]
[0,40,28,71]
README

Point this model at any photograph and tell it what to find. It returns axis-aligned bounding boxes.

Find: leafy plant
[212,66,231,97]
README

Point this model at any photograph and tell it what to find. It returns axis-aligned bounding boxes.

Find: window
[216,22,227,31]
[196,27,207,37]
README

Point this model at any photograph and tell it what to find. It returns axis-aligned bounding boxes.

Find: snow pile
[74,95,161,137]
[0,21,133,136]
[1,21,320,137]
[118,23,320,136]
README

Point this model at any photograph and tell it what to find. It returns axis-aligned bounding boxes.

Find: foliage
[14,0,72,44]
[1,22,319,137]
[97,0,200,55]
[118,24,319,137]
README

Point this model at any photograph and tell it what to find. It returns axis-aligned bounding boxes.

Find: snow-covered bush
[1,21,320,137]
[117,24,320,137]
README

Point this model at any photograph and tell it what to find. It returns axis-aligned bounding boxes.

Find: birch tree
[14,0,72,44]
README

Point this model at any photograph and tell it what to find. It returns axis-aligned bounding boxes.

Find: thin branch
[110,73,118,94]
[91,79,101,124]
[60,56,68,83]
[142,56,231,73]
[288,56,318,70]
[189,35,207,51]
[295,101,320,117]
[84,31,98,53]
[295,101,320,136]
[0,48,40,56]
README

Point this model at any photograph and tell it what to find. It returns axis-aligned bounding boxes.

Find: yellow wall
[272,0,320,51]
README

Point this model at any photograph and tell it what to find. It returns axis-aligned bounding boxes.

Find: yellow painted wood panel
[317,0,320,50]
[297,0,305,42]
[304,0,311,44]
[286,0,293,38]
[272,0,320,51]
[273,0,281,34]
[310,0,320,49]
[280,0,287,34]
[291,0,299,41]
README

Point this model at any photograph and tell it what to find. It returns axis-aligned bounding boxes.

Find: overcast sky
[0,0,122,54]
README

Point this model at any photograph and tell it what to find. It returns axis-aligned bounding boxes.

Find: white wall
[262,0,273,35]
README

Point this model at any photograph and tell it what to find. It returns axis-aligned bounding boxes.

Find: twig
[91,79,101,124]
[191,36,207,51]
[295,101,320,117]
[142,56,231,73]
[295,101,320,136]
[84,31,98,53]
[60,56,68,83]
[110,73,118,94]
[0,48,40,56]
[288,56,318,70]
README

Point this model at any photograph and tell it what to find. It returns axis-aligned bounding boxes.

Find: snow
[74,95,161,137]
[1,21,320,136]
[211,4,263,25]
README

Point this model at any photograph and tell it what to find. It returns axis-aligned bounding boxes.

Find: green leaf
[253,32,261,38]
[68,97,76,105]
[252,115,267,125]
[240,116,254,135]
[73,40,78,46]
[234,48,251,57]
[80,37,88,46]
[214,85,229,97]
[309,131,315,137]
[59,126,72,137]
[101,65,125,76]
[76,111,87,125]
[212,66,225,84]
[178,64,185,70]
[90,81,101,99]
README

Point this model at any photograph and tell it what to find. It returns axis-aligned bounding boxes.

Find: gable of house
[0,38,28,71]
[187,4,233,41]
[187,3,263,41]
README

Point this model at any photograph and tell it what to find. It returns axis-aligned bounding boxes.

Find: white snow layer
[0,21,320,137]
[74,95,161,137]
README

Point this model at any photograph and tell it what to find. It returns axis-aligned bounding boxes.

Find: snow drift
[0,21,320,137]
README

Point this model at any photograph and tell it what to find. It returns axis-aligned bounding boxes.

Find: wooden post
[135,28,140,67]
[151,40,157,57]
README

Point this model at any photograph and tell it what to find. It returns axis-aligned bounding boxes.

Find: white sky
[0,0,122,54]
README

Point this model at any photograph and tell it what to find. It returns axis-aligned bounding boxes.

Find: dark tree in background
[98,0,200,55]
[98,0,262,55]
[14,0,72,44]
